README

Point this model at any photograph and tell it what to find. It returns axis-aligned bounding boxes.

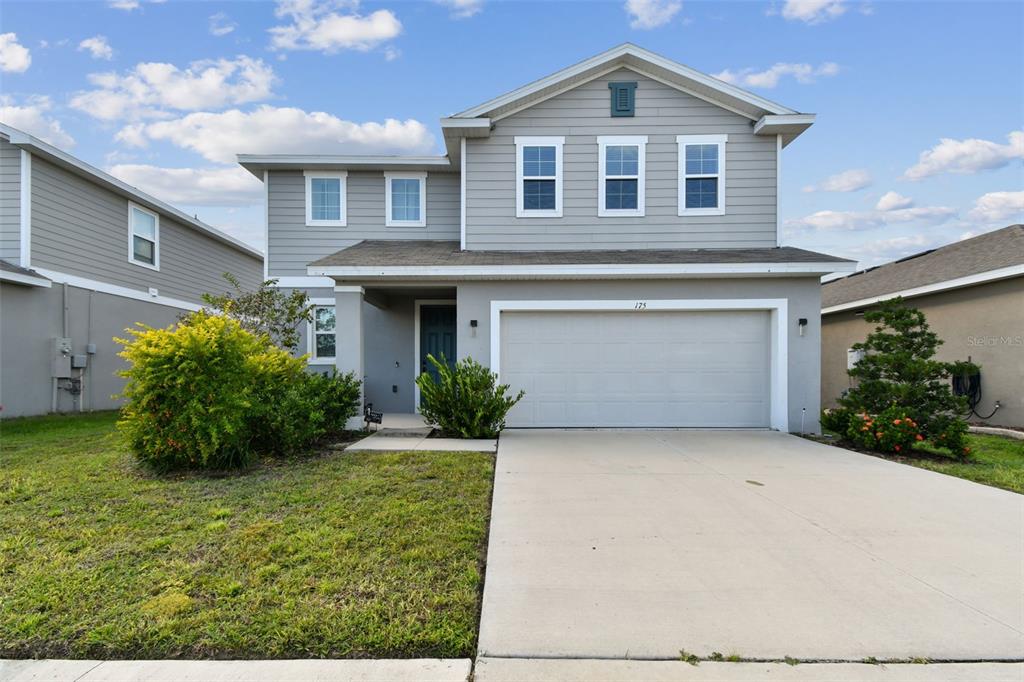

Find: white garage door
[500,310,771,428]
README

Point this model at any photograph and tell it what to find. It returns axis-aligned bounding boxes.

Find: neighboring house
[0,124,263,418]
[821,225,1024,428]
[240,44,854,431]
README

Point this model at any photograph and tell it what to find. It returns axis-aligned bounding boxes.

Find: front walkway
[478,429,1024,661]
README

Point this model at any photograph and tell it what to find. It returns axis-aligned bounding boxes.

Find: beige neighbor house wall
[821,276,1024,428]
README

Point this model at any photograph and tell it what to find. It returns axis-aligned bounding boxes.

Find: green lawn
[0,412,495,660]
[907,434,1024,494]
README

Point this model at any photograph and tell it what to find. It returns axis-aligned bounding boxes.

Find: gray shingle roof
[310,240,853,268]
[0,259,50,280]
[822,225,1024,309]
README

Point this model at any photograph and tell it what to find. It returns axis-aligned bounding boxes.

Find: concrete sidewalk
[0,658,471,682]
[475,657,1024,681]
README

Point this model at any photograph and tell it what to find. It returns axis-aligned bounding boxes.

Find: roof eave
[238,154,454,178]
[754,114,817,147]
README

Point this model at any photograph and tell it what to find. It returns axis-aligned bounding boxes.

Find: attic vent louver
[609,81,636,117]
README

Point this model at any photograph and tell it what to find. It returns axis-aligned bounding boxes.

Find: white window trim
[307,299,336,365]
[598,135,647,218]
[304,171,347,227]
[515,136,564,218]
[128,201,160,271]
[677,134,727,217]
[384,172,427,228]
[489,298,789,432]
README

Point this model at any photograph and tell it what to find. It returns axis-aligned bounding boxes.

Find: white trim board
[413,298,457,412]
[489,298,790,431]
[1,269,51,287]
[310,261,856,280]
[822,264,1024,315]
[31,268,201,311]
[269,276,336,289]
[19,149,31,268]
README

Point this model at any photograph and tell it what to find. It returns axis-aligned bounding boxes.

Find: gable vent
[608,81,637,117]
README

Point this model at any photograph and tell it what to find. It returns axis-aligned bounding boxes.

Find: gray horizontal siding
[29,155,262,303]
[465,67,778,251]
[268,170,460,277]
[0,137,21,261]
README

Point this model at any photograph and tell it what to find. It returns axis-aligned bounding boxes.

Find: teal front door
[419,305,456,404]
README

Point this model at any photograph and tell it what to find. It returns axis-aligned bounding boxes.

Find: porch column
[334,285,364,429]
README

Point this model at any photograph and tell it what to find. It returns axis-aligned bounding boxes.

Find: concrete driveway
[478,430,1024,661]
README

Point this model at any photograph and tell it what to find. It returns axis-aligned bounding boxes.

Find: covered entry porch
[332,284,458,422]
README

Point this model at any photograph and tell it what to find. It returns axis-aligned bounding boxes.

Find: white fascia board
[32,268,201,311]
[754,114,816,136]
[822,264,1024,315]
[268,276,336,289]
[238,155,453,178]
[439,118,492,136]
[451,43,796,120]
[308,261,857,279]
[0,124,264,261]
[0,269,52,287]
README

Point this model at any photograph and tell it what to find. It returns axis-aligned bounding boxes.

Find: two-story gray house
[0,124,263,418]
[240,44,854,431]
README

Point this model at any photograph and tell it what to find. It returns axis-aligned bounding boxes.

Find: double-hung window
[384,172,427,227]
[677,135,727,216]
[515,136,563,218]
[309,304,336,363]
[598,135,646,217]
[305,171,347,226]
[128,202,159,270]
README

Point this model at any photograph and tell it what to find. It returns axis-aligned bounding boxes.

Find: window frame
[384,172,427,227]
[304,171,347,227]
[677,134,727,217]
[598,135,647,218]
[307,302,336,365]
[127,201,160,271]
[515,135,564,218]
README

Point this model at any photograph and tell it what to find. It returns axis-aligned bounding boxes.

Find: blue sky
[1,0,1022,268]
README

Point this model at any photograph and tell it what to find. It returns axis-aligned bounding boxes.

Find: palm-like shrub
[416,354,524,438]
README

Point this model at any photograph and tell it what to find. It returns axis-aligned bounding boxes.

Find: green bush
[930,415,971,459]
[118,312,360,470]
[846,407,921,454]
[416,354,524,439]
[820,407,853,436]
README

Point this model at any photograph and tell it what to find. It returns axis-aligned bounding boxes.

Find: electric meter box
[51,337,72,378]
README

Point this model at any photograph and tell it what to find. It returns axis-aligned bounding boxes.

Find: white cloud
[875,191,914,211]
[786,205,956,232]
[778,0,847,23]
[903,131,1024,180]
[209,12,238,37]
[70,56,277,121]
[108,164,263,206]
[715,62,839,89]
[968,190,1024,223]
[437,0,483,18]
[0,33,32,73]
[118,105,436,163]
[802,168,871,193]
[844,234,937,266]
[78,35,113,60]
[0,95,75,148]
[625,0,682,29]
[108,0,140,9]
[269,0,402,53]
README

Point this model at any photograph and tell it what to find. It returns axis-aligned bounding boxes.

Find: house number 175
[634,301,647,309]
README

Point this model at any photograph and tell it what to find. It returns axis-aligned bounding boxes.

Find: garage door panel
[501,310,771,428]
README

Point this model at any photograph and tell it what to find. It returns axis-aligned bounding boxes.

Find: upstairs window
[515,136,563,218]
[128,202,159,270]
[598,136,647,217]
[385,173,427,227]
[310,305,336,362]
[305,171,347,226]
[677,135,727,216]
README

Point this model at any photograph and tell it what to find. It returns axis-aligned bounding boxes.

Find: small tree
[838,298,971,456]
[186,273,313,353]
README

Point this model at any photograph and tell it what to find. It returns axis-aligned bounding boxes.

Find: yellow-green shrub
[117,312,309,469]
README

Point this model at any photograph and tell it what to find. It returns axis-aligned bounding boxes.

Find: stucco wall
[455,277,822,433]
[0,282,182,418]
[821,277,1024,427]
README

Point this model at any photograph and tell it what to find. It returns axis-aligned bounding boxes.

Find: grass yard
[818,431,1023,494]
[0,412,495,660]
